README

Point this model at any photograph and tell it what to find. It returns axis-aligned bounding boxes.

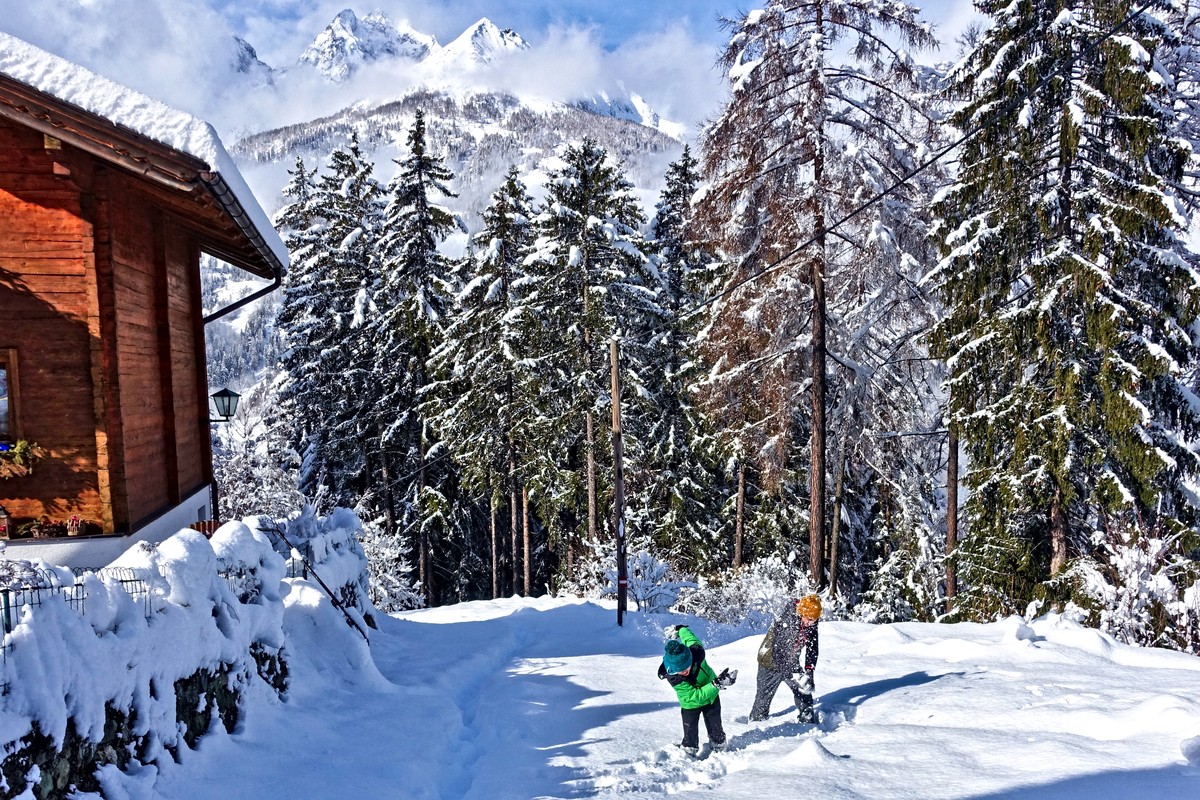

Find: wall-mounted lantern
[0,505,9,537]
[210,388,241,423]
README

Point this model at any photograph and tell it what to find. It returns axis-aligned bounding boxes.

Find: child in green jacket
[658,624,737,756]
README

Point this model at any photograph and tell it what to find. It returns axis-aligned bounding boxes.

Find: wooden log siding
[108,179,172,526]
[169,232,205,496]
[0,118,106,527]
[1,116,218,536]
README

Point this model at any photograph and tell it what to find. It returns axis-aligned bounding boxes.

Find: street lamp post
[210,388,241,423]
[208,388,241,526]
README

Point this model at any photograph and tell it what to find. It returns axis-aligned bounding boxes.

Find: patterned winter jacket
[657,626,720,709]
[757,604,819,673]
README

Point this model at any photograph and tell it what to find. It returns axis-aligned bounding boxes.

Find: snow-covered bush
[673,554,813,628]
[561,538,694,613]
[608,550,696,613]
[0,524,291,796]
[249,506,394,626]
[1060,525,1200,653]
[358,517,424,613]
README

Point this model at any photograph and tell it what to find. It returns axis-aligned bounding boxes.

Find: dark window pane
[0,365,9,440]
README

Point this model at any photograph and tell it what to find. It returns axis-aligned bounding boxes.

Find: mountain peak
[299,8,436,83]
[436,18,529,68]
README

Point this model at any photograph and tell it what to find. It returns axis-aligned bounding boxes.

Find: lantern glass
[211,388,241,421]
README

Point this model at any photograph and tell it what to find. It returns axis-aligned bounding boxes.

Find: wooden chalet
[0,35,286,567]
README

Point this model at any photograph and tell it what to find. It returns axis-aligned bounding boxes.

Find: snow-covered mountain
[233,36,276,87]
[205,9,688,383]
[427,17,529,70]
[283,10,678,137]
[574,89,687,141]
[298,9,436,82]
[231,86,681,231]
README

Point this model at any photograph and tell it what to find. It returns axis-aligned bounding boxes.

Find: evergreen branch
[682,1,1157,328]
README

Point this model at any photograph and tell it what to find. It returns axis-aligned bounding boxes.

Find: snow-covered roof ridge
[0,30,287,274]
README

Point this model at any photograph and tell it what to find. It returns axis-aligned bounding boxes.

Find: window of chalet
[0,349,16,444]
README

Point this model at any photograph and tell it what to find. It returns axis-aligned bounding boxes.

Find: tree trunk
[418,427,431,604]
[946,423,958,612]
[828,442,846,597]
[808,0,828,591]
[523,486,532,596]
[734,462,746,568]
[1050,488,1069,576]
[376,426,395,537]
[584,408,597,576]
[510,439,519,596]
[490,502,499,600]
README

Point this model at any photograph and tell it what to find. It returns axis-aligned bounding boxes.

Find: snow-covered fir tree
[696,0,939,591]
[425,167,538,597]
[374,110,465,603]
[518,139,663,586]
[931,0,1200,618]
[273,142,385,510]
[631,147,727,575]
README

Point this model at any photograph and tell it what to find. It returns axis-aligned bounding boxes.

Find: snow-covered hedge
[0,507,381,798]
[247,507,379,631]
[0,523,288,796]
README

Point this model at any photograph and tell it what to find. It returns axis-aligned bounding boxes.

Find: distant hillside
[231,87,683,229]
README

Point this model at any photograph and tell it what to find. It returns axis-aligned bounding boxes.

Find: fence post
[2,588,10,635]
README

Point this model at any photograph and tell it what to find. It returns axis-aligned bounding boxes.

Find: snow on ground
[128,598,1200,799]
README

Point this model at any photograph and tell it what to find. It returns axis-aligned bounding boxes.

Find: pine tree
[425,167,537,597]
[932,0,1200,617]
[634,148,725,574]
[374,110,462,604]
[519,139,662,587]
[274,141,385,509]
[696,0,938,587]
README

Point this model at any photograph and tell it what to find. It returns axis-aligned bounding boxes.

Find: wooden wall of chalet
[0,117,107,529]
[104,178,209,527]
[0,116,211,535]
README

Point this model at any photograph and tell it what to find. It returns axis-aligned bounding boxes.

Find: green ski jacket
[657,626,719,709]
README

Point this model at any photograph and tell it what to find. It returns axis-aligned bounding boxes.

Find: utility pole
[610,339,628,625]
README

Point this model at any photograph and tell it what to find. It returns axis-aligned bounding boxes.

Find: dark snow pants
[680,697,725,749]
[749,667,813,721]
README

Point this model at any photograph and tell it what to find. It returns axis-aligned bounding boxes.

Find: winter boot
[711,740,727,753]
[682,745,699,758]
[798,707,818,724]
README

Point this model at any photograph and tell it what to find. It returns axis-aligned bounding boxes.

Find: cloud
[0,0,971,150]
[0,0,247,122]
[607,24,727,130]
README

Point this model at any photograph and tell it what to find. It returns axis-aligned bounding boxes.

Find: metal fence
[0,564,245,696]
[1,535,359,695]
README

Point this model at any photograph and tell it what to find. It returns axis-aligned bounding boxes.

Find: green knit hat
[663,639,692,673]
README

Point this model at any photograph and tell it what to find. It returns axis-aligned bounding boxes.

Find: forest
[210,0,1200,654]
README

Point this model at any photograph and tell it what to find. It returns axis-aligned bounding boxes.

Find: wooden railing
[188,520,220,537]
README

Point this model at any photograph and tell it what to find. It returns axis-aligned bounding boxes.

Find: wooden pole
[946,422,958,613]
[610,339,628,625]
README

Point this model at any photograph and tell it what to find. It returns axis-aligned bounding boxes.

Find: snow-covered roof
[0,31,287,278]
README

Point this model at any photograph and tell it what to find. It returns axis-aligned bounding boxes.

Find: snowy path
[141,598,1200,799]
